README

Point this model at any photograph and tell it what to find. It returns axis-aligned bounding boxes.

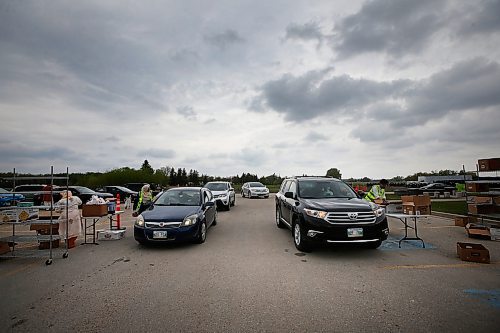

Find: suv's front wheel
[293,221,311,252]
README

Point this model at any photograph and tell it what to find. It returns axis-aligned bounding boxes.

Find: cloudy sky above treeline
[1,0,499,179]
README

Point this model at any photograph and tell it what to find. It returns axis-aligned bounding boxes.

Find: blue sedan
[134,187,217,245]
[0,188,25,207]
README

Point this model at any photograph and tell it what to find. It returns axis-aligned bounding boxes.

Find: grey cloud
[177,106,197,119]
[254,69,409,122]
[457,0,500,36]
[204,29,245,49]
[285,22,324,44]
[255,58,500,129]
[0,145,77,160]
[0,2,201,115]
[331,0,446,58]
[398,57,500,127]
[304,131,329,142]
[231,148,267,167]
[137,149,176,159]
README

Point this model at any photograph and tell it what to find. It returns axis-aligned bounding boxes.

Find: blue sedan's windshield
[155,189,201,206]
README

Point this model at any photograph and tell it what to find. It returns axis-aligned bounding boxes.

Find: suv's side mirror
[357,190,365,198]
[284,191,294,199]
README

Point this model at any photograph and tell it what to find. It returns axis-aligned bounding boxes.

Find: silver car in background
[241,182,269,198]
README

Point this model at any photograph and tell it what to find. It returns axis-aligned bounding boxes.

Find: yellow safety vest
[364,185,385,202]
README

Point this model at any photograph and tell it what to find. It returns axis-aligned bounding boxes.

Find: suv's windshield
[298,180,357,199]
[249,182,265,188]
[155,189,201,206]
[205,183,228,191]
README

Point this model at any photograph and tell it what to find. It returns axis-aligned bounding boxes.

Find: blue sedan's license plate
[347,228,363,238]
[153,231,168,239]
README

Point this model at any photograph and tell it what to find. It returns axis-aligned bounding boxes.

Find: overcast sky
[1,0,499,179]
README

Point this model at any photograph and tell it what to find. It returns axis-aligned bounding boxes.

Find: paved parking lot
[1,194,499,332]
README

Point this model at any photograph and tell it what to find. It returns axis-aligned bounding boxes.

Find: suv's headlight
[369,203,385,218]
[304,208,327,219]
[135,214,144,227]
[181,214,197,226]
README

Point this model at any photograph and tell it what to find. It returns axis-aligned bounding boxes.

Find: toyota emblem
[159,222,165,227]
[348,213,358,220]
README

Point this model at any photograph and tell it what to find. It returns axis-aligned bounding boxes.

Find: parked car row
[394,183,456,196]
[7,184,136,207]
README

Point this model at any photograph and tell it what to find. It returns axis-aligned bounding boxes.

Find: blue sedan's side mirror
[205,201,215,207]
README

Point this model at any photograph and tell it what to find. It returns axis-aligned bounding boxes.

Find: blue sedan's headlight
[181,214,198,226]
[135,214,144,226]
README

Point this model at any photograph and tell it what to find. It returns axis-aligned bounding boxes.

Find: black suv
[275,176,389,252]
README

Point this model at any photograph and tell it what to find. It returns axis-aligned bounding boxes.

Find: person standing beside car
[134,184,153,215]
[364,179,389,204]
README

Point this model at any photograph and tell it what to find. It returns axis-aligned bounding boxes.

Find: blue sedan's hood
[141,205,199,222]
[301,198,373,212]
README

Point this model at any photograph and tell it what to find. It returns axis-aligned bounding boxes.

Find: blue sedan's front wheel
[194,221,207,244]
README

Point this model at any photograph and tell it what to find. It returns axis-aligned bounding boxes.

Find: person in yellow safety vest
[364,179,389,204]
[135,184,154,215]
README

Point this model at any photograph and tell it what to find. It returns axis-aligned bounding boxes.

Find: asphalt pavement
[1,194,499,332]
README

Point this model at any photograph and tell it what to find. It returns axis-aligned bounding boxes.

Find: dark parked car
[13,184,46,205]
[61,186,113,204]
[275,176,389,252]
[414,183,456,194]
[241,182,270,198]
[134,187,217,245]
[99,186,138,202]
[0,187,24,206]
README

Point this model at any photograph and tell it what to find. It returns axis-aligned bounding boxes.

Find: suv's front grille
[325,211,376,224]
[145,222,181,228]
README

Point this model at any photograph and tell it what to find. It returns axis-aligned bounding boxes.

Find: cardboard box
[39,239,60,250]
[454,216,468,227]
[457,242,490,264]
[97,229,125,241]
[0,242,11,255]
[465,223,491,239]
[30,223,58,233]
[478,158,500,172]
[82,204,108,217]
[468,204,495,215]
[401,195,431,206]
[467,196,493,205]
[403,203,431,215]
[490,228,500,241]
[466,182,489,193]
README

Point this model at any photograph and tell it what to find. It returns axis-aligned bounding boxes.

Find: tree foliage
[326,168,342,179]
